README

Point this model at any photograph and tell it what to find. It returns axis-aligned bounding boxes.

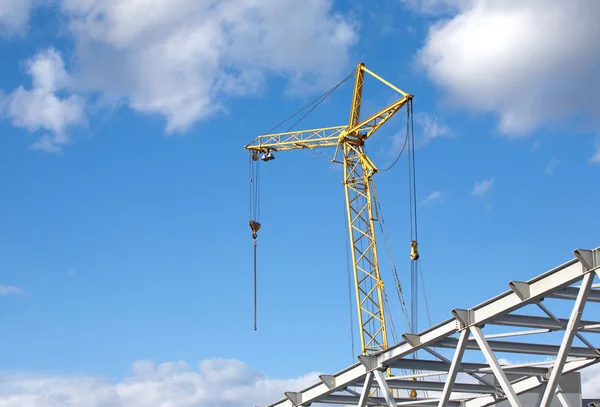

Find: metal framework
[261,246,600,407]
[245,63,413,355]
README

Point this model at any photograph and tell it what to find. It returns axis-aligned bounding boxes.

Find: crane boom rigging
[246,62,414,356]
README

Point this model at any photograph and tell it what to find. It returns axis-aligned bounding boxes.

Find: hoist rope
[249,155,261,330]
[409,100,418,243]
[377,201,411,332]
[419,261,432,328]
[249,149,261,330]
[249,155,261,222]
[404,99,427,398]
[254,240,257,330]
[383,297,399,344]
[379,106,410,173]
[406,99,419,337]
[374,197,400,346]
[248,154,253,219]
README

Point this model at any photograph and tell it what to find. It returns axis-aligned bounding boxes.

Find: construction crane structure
[246,62,416,357]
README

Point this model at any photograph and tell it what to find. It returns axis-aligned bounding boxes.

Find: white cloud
[545,158,560,175]
[0,358,319,407]
[0,0,36,35]
[3,48,86,153]
[385,111,448,158]
[471,178,494,197]
[415,112,450,146]
[1,357,598,404]
[53,0,357,134]
[402,0,467,15]
[591,139,600,164]
[415,1,600,162]
[420,191,442,205]
[0,284,23,296]
[387,130,408,159]
[582,363,600,398]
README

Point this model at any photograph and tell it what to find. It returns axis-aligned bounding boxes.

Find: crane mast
[246,63,413,355]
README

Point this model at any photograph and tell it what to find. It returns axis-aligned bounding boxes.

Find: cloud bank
[0,358,319,407]
[1,0,357,152]
[414,0,600,161]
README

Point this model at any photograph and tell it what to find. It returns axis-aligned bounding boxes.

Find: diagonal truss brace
[438,329,469,407]
[470,326,522,407]
[538,262,596,406]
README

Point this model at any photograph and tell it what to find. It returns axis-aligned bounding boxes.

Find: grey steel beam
[386,358,549,376]
[538,271,595,407]
[537,303,600,356]
[375,378,494,394]
[434,337,597,357]
[374,369,398,407]
[548,288,600,302]
[358,372,373,407]
[470,326,522,407]
[318,394,462,406]
[438,329,470,406]
[422,346,500,390]
[463,358,597,407]
[482,329,550,339]
[490,314,600,333]
[377,250,596,368]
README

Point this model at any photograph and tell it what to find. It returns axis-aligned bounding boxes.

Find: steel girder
[263,247,600,407]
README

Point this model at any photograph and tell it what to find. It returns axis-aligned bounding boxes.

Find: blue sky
[1,0,600,405]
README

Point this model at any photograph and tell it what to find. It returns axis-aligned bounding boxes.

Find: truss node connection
[263,246,600,407]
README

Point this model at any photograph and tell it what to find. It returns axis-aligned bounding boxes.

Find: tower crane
[245,62,417,358]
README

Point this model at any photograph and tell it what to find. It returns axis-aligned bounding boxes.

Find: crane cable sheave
[245,62,416,359]
[249,220,261,240]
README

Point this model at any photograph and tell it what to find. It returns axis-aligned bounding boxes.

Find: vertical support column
[539,271,595,407]
[470,326,523,407]
[373,370,398,407]
[348,63,365,129]
[357,372,374,407]
[438,329,469,407]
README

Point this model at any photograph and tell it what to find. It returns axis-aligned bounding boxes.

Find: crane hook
[410,240,419,261]
[249,220,261,240]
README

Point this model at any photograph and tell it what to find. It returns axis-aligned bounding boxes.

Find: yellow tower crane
[245,62,416,357]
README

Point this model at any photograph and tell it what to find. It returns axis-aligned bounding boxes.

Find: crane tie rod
[244,68,357,149]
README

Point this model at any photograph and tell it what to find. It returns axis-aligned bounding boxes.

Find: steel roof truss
[263,247,600,407]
